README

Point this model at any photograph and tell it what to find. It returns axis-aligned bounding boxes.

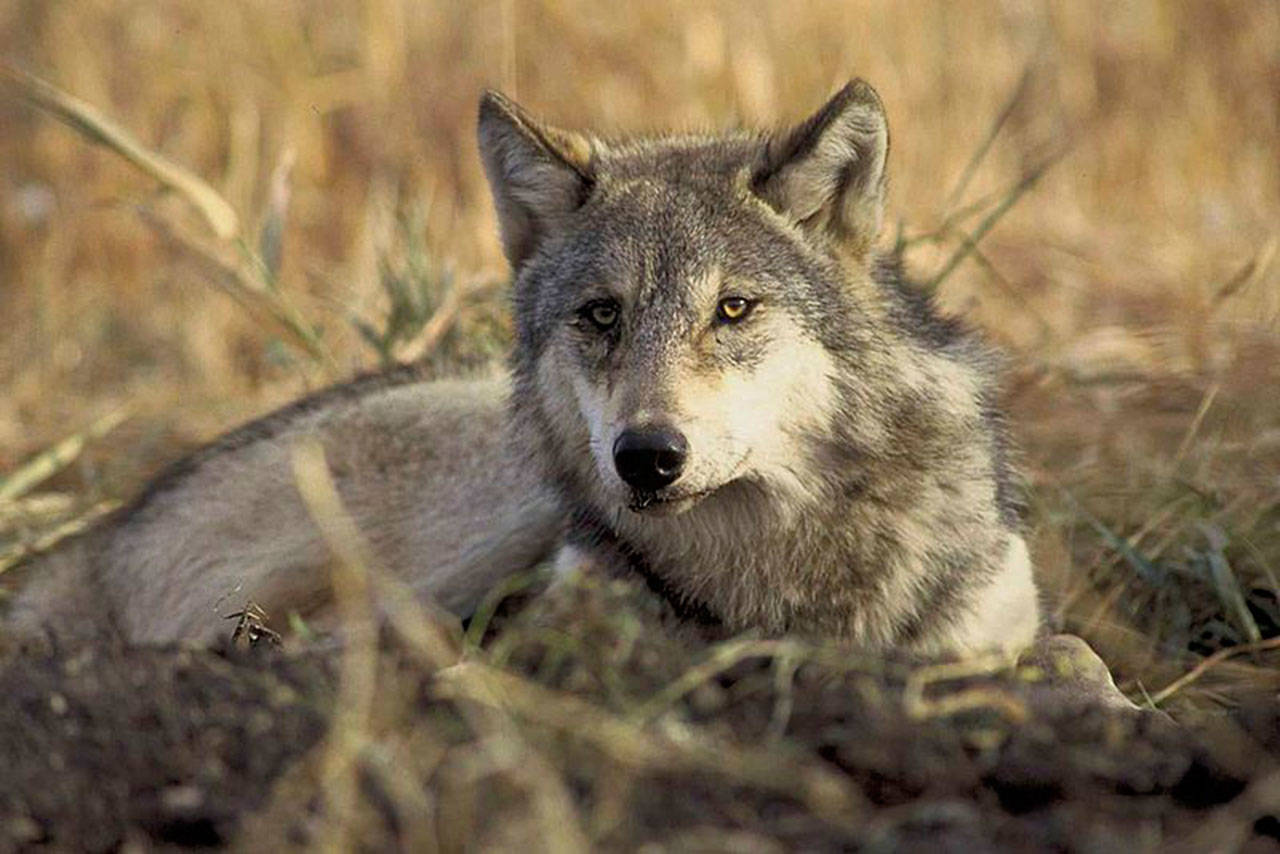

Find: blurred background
[1,1,1277,701]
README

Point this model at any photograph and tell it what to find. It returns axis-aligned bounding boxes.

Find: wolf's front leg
[550,540,626,582]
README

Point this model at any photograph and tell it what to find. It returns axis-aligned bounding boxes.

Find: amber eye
[715,296,753,324]
[582,300,619,330]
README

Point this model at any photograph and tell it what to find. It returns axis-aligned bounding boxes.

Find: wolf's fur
[7,367,561,647]
[7,80,1041,657]
[486,81,1040,655]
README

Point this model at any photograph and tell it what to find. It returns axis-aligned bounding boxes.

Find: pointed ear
[752,80,889,258]
[477,90,594,270]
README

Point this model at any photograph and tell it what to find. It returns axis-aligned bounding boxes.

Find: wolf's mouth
[625,452,751,516]
[627,485,717,516]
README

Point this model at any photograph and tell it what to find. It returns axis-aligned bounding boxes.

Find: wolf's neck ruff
[564,505,723,628]
[546,256,1018,652]
[483,80,1040,656]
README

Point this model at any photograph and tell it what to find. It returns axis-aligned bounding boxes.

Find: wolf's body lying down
[8,80,1042,658]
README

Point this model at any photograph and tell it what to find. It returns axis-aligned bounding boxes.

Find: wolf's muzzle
[613,427,687,491]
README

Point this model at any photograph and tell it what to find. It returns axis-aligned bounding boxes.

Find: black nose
[612,427,688,491]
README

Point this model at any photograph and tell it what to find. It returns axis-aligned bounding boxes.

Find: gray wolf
[6,80,1041,658]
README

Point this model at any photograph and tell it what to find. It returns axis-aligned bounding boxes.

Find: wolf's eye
[581,300,619,331]
[715,296,754,324]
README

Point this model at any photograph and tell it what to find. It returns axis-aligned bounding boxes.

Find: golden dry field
[1,2,1279,848]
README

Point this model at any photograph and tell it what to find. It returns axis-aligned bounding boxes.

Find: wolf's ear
[753,80,888,258]
[477,91,594,270]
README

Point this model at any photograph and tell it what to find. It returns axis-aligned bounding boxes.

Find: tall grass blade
[927,146,1066,290]
[942,66,1033,215]
[0,409,127,503]
[0,60,240,240]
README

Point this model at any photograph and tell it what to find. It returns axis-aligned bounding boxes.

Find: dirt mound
[1,576,1277,851]
[0,647,332,849]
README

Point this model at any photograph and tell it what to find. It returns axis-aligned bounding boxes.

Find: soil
[1,578,1278,852]
[0,647,333,851]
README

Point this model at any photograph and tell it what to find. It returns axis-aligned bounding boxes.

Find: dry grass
[3,0,1279,693]
[1,1,1279,842]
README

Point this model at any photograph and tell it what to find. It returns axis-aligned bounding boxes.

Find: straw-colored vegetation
[1,1,1278,847]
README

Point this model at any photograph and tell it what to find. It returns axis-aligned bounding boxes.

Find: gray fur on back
[7,368,562,648]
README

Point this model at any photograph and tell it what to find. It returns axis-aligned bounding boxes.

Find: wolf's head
[480,81,896,520]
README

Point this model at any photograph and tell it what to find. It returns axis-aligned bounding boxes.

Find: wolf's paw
[1016,634,1152,716]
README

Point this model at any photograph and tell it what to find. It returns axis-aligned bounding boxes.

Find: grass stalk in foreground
[0,59,239,240]
[289,439,590,851]
[0,410,129,574]
[0,409,126,503]
[0,60,336,370]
